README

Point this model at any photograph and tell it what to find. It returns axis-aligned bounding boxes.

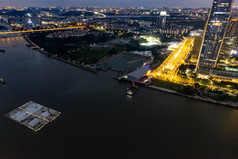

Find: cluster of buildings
[3,3,238,82]
[157,24,193,36]
[0,6,210,32]
[27,11,42,27]
[155,11,194,35]
[193,0,238,81]
[46,29,88,38]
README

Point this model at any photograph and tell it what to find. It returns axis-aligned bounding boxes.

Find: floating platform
[6,101,61,132]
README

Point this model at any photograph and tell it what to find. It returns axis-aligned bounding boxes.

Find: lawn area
[28,31,123,64]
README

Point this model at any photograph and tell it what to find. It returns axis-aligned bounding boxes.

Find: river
[1,36,238,159]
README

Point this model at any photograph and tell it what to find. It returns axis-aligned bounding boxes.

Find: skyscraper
[196,0,234,74]
[31,11,41,27]
[156,11,167,29]
[218,18,238,65]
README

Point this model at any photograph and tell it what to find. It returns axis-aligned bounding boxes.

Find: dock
[6,101,61,132]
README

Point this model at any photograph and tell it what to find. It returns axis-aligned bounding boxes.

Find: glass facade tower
[218,18,238,64]
[197,0,234,74]
[156,11,167,29]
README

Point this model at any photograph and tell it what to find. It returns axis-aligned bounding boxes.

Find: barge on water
[6,101,61,132]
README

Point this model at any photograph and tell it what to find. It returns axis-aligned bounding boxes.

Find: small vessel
[0,49,5,52]
[127,87,137,96]
[126,83,139,96]
[0,78,6,85]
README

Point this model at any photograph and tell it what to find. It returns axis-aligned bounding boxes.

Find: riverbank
[113,70,238,109]
[23,35,99,74]
[23,34,238,109]
[148,85,238,109]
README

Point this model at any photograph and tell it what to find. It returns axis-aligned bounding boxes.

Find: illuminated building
[196,0,234,74]
[31,11,41,27]
[156,11,167,29]
[218,18,238,64]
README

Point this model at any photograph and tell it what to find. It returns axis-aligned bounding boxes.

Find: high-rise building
[31,11,41,27]
[218,18,238,64]
[196,0,234,74]
[156,11,167,29]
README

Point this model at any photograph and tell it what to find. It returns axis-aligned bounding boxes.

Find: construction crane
[127,58,145,72]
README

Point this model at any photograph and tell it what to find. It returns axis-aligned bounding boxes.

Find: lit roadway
[150,37,238,95]
[151,38,238,95]
[0,26,84,35]
[151,38,194,84]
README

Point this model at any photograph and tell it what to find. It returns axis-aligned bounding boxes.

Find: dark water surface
[1,37,238,159]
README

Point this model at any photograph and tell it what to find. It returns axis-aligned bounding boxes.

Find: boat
[126,83,139,96]
[0,49,5,52]
[127,87,137,96]
[0,78,6,85]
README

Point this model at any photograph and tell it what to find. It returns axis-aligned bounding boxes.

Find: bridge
[0,26,84,35]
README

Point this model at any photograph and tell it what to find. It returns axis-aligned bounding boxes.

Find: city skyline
[1,0,238,8]
[2,0,238,158]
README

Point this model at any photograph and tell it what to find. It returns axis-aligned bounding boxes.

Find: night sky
[0,0,238,7]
